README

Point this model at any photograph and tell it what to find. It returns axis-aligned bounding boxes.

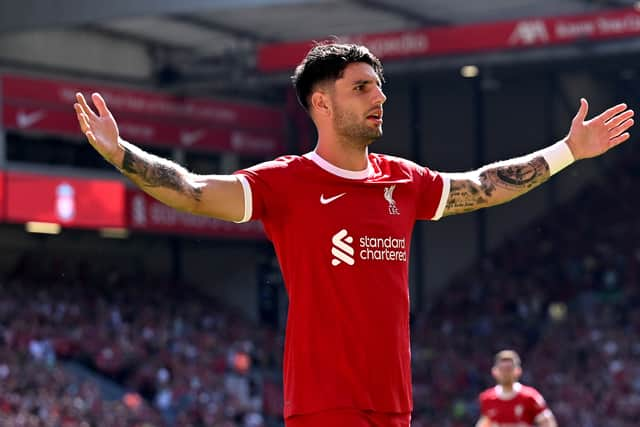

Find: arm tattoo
[445,156,550,215]
[120,145,202,202]
[488,156,549,190]
[445,179,488,213]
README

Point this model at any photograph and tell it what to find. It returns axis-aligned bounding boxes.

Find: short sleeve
[528,389,549,422]
[415,166,450,221]
[478,393,488,416]
[233,156,294,223]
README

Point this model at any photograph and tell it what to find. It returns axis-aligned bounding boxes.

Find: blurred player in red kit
[75,41,632,426]
[476,350,557,427]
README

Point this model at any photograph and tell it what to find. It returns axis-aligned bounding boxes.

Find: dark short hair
[291,42,384,111]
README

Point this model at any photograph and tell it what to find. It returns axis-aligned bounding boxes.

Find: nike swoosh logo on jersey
[320,193,347,205]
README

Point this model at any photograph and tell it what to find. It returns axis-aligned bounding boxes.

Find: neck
[315,132,370,171]
[500,382,517,394]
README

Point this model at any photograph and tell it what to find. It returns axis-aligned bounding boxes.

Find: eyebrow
[352,79,382,87]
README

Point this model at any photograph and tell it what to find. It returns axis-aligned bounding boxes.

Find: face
[324,62,387,146]
[491,359,522,386]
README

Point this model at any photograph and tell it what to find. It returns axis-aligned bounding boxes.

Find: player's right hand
[74,92,124,168]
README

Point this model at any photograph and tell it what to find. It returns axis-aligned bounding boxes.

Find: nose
[373,86,387,105]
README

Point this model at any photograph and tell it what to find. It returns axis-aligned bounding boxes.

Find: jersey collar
[303,151,373,180]
[495,382,522,400]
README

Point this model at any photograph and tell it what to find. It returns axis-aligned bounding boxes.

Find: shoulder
[369,153,420,169]
[479,387,497,402]
[235,155,308,178]
[247,155,305,171]
[369,153,434,178]
[520,385,543,397]
[520,385,546,404]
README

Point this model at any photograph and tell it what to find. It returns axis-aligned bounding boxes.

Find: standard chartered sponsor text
[359,235,407,262]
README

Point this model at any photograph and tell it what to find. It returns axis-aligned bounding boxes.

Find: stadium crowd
[411,153,640,426]
[1,152,639,426]
[0,260,283,426]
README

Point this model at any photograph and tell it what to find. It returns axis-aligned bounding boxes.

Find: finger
[609,118,634,137]
[74,102,88,119]
[605,109,634,130]
[573,98,589,123]
[79,115,92,135]
[91,93,112,118]
[595,103,627,123]
[85,130,98,146]
[76,93,98,119]
[608,132,630,148]
[74,104,91,133]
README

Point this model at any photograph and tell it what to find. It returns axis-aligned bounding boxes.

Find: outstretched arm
[74,92,245,222]
[441,99,634,217]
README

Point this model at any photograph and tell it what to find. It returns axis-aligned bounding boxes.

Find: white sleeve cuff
[431,174,450,221]
[542,140,575,176]
[534,409,553,423]
[234,174,253,223]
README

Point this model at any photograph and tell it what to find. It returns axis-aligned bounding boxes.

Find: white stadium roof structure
[0,0,639,100]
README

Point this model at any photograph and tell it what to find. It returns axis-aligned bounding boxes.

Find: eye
[354,85,365,92]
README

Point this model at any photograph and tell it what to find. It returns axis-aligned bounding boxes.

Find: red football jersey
[479,383,550,427]
[235,151,448,418]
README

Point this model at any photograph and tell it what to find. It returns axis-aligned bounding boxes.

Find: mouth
[366,111,383,125]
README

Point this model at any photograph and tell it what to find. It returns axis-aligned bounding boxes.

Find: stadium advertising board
[5,172,126,228]
[1,74,286,156]
[258,7,640,71]
[3,172,264,239]
[0,171,4,221]
[127,190,264,239]
[1,103,284,155]
[1,74,284,131]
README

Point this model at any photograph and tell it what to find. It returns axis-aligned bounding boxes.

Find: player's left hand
[565,98,634,160]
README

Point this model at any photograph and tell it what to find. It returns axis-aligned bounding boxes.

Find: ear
[514,366,522,379]
[491,366,499,380]
[310,91,331,117]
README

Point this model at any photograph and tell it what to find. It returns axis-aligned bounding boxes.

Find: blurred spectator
[410,153,640,426]
[2,151,639,426]
[0,265,279,426]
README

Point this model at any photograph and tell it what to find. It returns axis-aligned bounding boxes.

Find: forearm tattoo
[120,145,202,202]
[445,156,550,214]
[446,179,488,213]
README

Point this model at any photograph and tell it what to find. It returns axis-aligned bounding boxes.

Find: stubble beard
[333,106,382,147]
